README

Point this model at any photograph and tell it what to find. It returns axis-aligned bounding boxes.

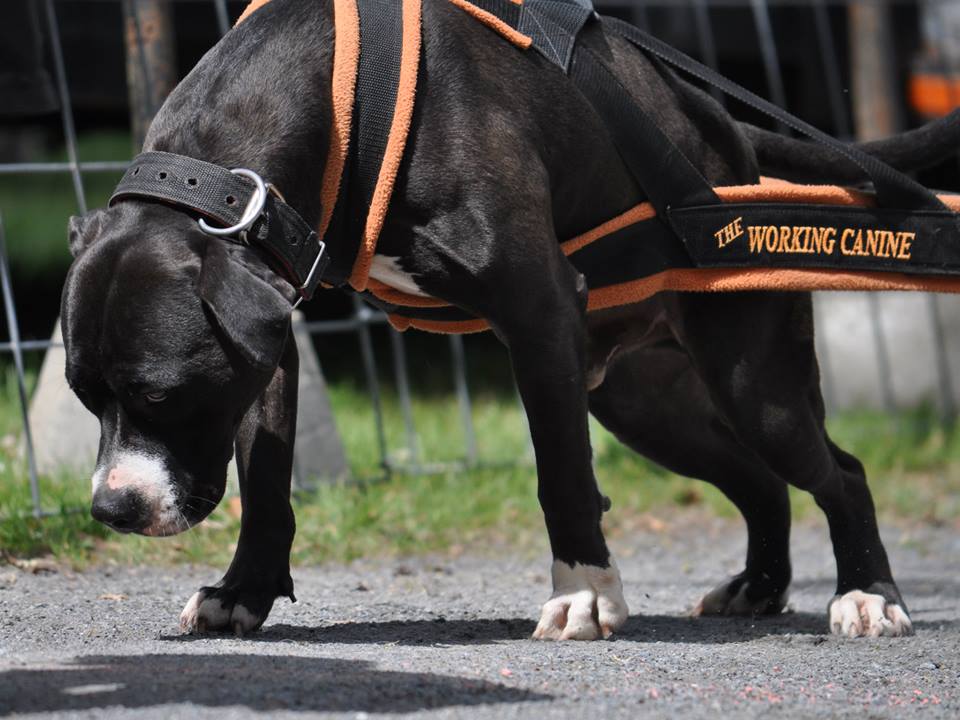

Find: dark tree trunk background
[123,0,177,150]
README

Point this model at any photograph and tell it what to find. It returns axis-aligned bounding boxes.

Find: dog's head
[61,202,295,536]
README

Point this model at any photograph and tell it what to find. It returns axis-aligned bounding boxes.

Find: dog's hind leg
[180,334,298,636]
[674,291,912,637]
[588,341,792,617]
[813,436,913,636]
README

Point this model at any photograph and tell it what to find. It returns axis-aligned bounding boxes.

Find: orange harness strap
[237,0,420,292]
[378,181,960,334]
[348,0,422,291]
[236,1,960,337]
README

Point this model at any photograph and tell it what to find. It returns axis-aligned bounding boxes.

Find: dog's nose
[91,487,148,533]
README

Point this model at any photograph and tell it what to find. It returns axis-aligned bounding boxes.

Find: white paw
[532,558,628,641]
[179,589,263,636]
[693,577,788,617]
[828,590,913,638]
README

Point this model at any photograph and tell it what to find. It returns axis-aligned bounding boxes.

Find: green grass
[0,367,111,564]
[2,376,960,568]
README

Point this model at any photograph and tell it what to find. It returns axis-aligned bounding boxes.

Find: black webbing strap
[110,151,329,300]
[570,45,719,217]
[601,16,948,213]
[472,0,523,26]
[668,202,960,275]
[354,0,402,200]
[517,0,592,71]
[320,0,405,287]
[466,0,591,73]
[462,0,714,215]
[463,1,947,214]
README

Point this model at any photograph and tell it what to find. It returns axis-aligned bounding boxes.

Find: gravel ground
[1,513,959,719]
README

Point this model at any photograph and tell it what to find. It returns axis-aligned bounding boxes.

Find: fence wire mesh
[1,0,958,520]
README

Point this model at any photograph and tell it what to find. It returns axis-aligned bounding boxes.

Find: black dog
[62,0,959,639]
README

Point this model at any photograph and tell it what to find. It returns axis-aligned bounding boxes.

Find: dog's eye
[144,390,167,403]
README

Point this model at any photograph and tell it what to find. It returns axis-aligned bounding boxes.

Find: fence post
[848,0,902,141]
[0,217,42,517]
[848,1,900,412]
[123,0,177,149]
[291,311,350,488]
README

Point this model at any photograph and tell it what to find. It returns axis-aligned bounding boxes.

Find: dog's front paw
[532,558,628,641]
[828,589,913,638]
[693,572,789,617]
[179,576,294,636]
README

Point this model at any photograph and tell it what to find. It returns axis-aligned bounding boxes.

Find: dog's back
[381,0,759,260]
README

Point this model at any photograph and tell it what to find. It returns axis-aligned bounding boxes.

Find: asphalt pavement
[1,512,959,718]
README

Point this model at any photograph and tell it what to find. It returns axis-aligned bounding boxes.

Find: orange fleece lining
[587,268,960,313]
[367,279,452,307]
[390,267,960,335]
[348,0,423,291]
[235,0,271,25]
[388,314,493,334]
[236,1,960,335]
[370,181,960,310]
[717,180,872,207]
[316,0,360,245]
[559,203,657,255]
[447,0,533,49]
[721,177,960,210]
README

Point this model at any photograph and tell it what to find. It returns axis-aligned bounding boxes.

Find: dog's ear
[197,239,293,372]
[67,208,110,257]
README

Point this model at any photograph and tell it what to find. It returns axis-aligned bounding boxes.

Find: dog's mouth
[143,484,225,537]
[180,485,225,524]
[94,482,225,538]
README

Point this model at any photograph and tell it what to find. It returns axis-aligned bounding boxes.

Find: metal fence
[1,0,957,519]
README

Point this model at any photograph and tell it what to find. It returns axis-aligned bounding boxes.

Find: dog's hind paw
[828,589,913,638]
[179,585,279,636]
[692,573,789,617]
[532,558,628,641]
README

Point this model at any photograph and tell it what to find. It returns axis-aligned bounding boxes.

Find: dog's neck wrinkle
[144,0,335,232]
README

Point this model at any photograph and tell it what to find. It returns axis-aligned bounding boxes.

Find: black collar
[110,151,330,304]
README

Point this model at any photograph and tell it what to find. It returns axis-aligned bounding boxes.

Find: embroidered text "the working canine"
[716,218,915,261]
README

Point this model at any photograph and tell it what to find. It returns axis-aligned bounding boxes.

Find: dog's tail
[741,109,960,184]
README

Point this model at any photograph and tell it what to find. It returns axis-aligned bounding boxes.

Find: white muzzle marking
[92,450,181,535]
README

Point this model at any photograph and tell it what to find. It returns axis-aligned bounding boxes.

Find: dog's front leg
[180,337,298,636]
[493,266,628,640]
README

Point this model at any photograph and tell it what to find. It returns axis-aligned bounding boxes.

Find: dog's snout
[91,487,149,533]
[89,453,191,535]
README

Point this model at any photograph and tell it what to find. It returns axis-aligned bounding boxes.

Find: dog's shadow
[164,611,848,646]
[0,653,548,715]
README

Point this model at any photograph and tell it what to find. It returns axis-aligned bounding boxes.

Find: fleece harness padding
[161,0,960,332]
[234,0,423,293]
[353,0,960,334]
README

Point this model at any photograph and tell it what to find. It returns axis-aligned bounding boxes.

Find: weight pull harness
[110,0,960,334]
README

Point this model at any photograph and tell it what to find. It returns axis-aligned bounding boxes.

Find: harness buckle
[197,168,268,242]
[292,234,327,309]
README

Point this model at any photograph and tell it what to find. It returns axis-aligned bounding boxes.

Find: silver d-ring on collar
[197,168,268,240]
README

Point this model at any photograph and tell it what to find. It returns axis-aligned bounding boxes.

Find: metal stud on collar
[197,168,268,239]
